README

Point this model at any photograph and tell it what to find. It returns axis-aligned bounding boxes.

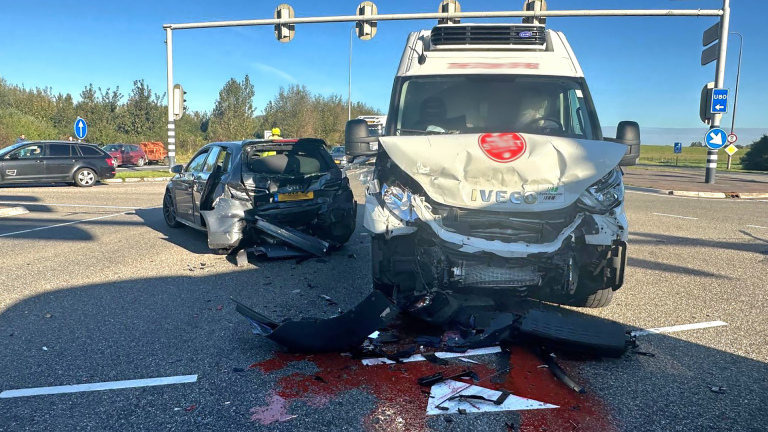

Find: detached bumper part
[232,291,398,353]
[252,216,329,257]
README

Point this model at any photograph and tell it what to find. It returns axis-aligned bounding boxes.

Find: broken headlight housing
[381,183,418,221]
[577,168,624,214]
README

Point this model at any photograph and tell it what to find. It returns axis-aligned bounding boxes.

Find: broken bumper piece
[251,216,329,257]
[232,291,399,353]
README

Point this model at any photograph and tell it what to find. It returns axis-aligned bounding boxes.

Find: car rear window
[48,144,73,157]
[78,145,104,156]
[245,142,332,175]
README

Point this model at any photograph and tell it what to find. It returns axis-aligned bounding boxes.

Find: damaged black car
[163,138,356,253]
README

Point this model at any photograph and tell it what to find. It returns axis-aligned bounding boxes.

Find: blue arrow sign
[74,118,88,140]
[705,128,727,150]
[710,89,728,114]
[674,142,682,154]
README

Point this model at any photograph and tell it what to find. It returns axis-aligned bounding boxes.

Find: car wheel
[163,190,182,228]
[74,168,97,187]
[137,157,146,167]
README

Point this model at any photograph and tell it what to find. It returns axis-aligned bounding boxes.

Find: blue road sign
[74,118,87,140]
[710,88,728,114]
[705,128,727,150]
[674,142,682,154]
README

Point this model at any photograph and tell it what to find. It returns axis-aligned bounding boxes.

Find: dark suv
[0,141,116,187]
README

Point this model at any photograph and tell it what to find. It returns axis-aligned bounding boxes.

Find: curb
[104,177,172,184]
[0,206,29,218]
[625,185,767,199]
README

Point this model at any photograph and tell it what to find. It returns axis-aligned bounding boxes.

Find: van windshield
[395,75,600,140]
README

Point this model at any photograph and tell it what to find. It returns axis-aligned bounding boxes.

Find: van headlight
[577,168,624,214]
[381,183,418,221]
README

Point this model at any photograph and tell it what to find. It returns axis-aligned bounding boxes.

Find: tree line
[0,76,381,159]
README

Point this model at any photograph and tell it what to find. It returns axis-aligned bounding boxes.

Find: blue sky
[1,0,765,132]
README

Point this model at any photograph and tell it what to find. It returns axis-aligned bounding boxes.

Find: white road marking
[0,374,198,399]
[631,321,728,337]
[426,379,557,415]
[361,346,502,366]
[652,212,698,220]
[0,210,135,238]
[746,225,768,229]
[0,201,142,210]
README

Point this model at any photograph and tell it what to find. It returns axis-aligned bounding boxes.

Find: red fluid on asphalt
[249,347,616,432]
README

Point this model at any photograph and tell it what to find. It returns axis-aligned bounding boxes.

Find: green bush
[0,108,59,145]
[741,135,768,171]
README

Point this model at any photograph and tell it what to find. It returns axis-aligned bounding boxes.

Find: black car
[163,138,356,252]
[0,141,116,187]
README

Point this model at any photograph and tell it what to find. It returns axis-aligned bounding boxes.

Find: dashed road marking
[0,374,198,398]
[652,212,698,220]
[0,208,157,238]
[746,225,768,229]
[630,320,728,337]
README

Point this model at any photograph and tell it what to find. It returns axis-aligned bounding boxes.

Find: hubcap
[79,171,95,185]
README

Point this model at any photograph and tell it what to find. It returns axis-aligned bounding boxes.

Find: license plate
[275,191,314,202]
[334,160,340,164]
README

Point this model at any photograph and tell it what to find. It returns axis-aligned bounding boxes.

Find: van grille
[430,25,546,47]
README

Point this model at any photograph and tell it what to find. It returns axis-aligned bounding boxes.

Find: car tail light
[106,157,115,167]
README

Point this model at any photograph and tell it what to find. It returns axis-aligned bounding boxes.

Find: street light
[727,31,742,170]
[348,27,354,121]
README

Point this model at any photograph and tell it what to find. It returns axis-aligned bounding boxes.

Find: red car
[102,144,148,167]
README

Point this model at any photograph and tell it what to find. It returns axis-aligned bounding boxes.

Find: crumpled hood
[379,134,627,212]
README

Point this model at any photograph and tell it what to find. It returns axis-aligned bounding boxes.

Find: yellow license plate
[276,191,314,202]
[334,160,341,164]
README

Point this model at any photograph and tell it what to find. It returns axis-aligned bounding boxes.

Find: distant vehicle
[163,138,356,252]
[0,141,115,187]
[139,141,169,165]
[329,146,347,167]
[102,144,148,167]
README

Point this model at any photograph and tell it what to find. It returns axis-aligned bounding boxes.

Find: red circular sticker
[478,133,527,163]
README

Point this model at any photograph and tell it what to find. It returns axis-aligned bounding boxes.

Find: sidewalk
[623,166,768,198]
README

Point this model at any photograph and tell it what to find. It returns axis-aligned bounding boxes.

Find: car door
[2,143,47,182]
[173,149,209,223]
[45,143,77,180]
[192,146,223,226]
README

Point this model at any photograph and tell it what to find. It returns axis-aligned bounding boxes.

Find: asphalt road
[116,164,171,172]
[0,177,767,432]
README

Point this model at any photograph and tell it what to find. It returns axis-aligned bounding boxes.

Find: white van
[345,22,640,323]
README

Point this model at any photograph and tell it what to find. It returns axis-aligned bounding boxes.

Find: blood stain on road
[248,347,616,432]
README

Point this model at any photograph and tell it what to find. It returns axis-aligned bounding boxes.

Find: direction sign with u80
[710,89,729,114]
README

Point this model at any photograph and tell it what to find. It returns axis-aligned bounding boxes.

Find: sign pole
[165,28,176,169]
[705,0,730,184]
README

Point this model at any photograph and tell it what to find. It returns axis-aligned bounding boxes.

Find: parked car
[329,146,347,167]
[102,144,148,167]
[163,138,356,252]
[0,141,116,187]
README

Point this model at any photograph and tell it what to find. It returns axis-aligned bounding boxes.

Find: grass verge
[115,170,173,179]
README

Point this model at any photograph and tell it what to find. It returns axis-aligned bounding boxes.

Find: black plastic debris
[250,245,310,259]
[539,351,586,394]
[520,306,630,357]
[418,370,479,387]
[232,291,398,353]
[252,216,328,257]
[422,353,449,366]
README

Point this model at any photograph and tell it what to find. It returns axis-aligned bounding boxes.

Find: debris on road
[184,405,196,412]
[418,370,478,387]
[710,386,727,394]
[232,291,398,353]
[319,295,338,306]
[539,351,586,394]
[44,313,52,318]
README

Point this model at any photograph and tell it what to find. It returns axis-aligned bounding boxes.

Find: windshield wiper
[396,128,459,136]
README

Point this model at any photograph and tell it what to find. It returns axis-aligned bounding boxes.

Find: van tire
[573,287,614,308]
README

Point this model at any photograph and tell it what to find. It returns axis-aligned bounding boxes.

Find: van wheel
[572,287,614,308]
[74,168,97,187]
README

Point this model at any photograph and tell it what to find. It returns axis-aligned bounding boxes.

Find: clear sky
[1,0,765,130]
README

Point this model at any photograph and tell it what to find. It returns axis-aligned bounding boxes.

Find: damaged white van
[346,23,640,324]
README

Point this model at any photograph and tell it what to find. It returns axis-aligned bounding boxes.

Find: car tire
[74,168,97,187]
[137,157,146,167]
[163,190,183,228]
[571,287,614,308]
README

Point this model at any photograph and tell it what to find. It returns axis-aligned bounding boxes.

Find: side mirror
[610,121,640,167]
[345,119,379,157]
[170,164,184,174]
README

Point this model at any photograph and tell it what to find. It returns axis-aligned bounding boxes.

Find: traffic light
[172,84,186,120]
[355,2,377,40]
[275,4,295,43]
